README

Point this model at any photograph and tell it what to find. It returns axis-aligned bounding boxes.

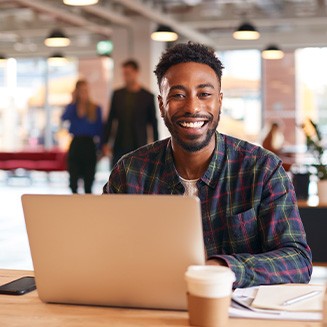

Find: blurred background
[0,0,326,281]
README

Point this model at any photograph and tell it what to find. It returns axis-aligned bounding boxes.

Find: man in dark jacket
[103,59,159,168]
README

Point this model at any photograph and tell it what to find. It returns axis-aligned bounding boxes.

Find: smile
[178,121,207,129]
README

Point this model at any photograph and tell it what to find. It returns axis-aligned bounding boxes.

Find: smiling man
[103,42,312,288]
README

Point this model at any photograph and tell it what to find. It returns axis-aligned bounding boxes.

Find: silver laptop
[21,194,205,310]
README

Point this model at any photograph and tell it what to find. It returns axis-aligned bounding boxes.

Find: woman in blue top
[62,79,103,194]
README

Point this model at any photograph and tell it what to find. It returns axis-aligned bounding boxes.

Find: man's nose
[183,96,200,114]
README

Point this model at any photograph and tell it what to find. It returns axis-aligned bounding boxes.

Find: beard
[163,112,220,153]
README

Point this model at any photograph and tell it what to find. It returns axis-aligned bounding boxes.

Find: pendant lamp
[63,0,98,5]
[44,29,71,47]
[48,53,68,65]
[233,22,260,40]
[262,44,284,60]
[151,25,178,42]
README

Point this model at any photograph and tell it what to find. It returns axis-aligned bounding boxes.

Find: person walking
[62,79,103,194]
[103,59,158,168]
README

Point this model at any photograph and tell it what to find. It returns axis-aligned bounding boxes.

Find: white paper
[229,306,322,321]
[252,284,325,312]
[230,285,324,321]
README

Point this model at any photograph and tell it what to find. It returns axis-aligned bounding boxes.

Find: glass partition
[296,47,327,144]
[217,50,262,144]
[0,57,78,151]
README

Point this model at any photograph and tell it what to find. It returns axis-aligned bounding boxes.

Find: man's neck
[126,82,141,92]
[172,136,216,180]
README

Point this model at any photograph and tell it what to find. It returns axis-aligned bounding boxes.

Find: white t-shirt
[179,176,199,197]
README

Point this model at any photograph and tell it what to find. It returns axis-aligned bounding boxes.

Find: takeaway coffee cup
[185,266,235,327]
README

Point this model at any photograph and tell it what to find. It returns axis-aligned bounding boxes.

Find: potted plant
[301,119,327,203]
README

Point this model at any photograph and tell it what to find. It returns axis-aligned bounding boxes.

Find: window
[218,50,262,144]
[0,57,78,150]
[296,48,327,143]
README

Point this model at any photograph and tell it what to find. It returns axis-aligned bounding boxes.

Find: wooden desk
[0,270,321,326]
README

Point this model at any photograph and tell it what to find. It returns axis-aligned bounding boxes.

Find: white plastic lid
[185,265,236,284]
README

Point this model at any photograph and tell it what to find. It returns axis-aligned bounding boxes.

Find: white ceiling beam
[0,48,100,59]
[187,15,327,30]
[206,30,327,51]
[114,0,217,48]
[0,26,102,39]
[15,0,112,37]
[82,4,132,27]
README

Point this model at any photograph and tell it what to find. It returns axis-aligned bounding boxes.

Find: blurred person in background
[62,79,103,194]
[262,122,292,171]
[262,122,284,155]
[103,59,158,168]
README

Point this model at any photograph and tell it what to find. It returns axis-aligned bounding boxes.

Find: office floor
[1,167,327,285]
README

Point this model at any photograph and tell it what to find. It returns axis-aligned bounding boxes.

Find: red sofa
[0,150,67,172]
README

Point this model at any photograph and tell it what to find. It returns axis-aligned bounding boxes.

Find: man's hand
[206,258,228,267]
[102,144,112,157]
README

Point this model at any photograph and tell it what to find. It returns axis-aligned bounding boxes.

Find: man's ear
[158,95,164,118]
[218,92,223,120]
[218,92,223,109]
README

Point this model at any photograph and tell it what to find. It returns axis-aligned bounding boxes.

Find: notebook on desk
[231,284,326,321]
[21,194,205,310]
[252,284,325,312]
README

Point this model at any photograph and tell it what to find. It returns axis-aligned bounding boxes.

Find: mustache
[172,113,213,122]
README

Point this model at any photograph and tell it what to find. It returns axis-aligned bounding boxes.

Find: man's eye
[171,94,185,99]
[199,92,211,97]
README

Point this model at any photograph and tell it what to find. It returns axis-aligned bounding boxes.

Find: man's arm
[103,160,126,194]
[209,163,312,288]
[103,93,117,146]
[147,94,159,141]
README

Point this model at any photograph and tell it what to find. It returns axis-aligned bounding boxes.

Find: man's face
[158,62,223,152]
[122,66,138,87]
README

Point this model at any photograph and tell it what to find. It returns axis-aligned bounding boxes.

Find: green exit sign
[96,40,113,56]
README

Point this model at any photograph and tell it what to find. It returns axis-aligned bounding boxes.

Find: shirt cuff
[208,254,247,288]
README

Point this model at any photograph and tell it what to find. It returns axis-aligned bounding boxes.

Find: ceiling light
[262,45,285,60]
[63,0,98,5]
[0,54,7,66]
[233,22,260,40]
[151,25,178,42]
[48,53,68,66]
[44,29,71,47]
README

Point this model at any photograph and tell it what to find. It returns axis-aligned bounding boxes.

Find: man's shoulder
[113,87,127,96]
[139,87,155,98]
[119,138,170,164]
[222,133,280,162]
[113,87,154,98]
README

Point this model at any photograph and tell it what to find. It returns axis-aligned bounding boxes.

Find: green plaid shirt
[103,132,312,288]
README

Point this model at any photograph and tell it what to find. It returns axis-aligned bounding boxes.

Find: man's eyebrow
[197,83,215,89]
[169,83,215,92]
[169,85,187,92]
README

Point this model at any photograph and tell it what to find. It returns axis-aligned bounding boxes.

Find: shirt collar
[163,139,183,193]
[164,131,225,190]
[201,132,225,188]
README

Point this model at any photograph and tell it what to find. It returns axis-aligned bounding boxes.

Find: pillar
[262,52,297,145]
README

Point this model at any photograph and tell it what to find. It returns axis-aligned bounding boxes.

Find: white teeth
[180,121,205,128]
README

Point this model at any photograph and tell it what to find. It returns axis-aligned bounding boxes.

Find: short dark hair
[122,59,139,71]
[154,42,224,88]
